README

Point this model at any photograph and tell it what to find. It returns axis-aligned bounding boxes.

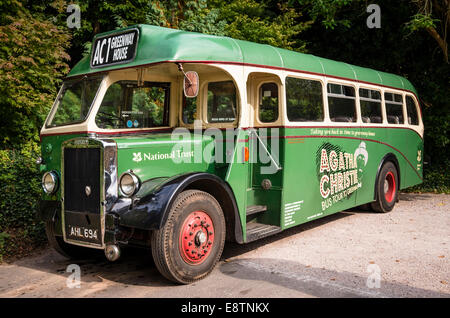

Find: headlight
[119,171,140,197]
[42,171,58,194]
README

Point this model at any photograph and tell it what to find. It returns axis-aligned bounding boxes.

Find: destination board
[90,28,139,68]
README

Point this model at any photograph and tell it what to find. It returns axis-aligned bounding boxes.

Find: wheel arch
[184,177,243,243]
[115,172,243,243]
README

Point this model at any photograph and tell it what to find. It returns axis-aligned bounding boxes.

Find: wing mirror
[177,63,199,98]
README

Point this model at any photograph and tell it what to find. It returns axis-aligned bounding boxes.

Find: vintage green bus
[38,25,424,284]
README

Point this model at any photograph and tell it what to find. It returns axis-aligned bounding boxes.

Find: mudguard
[109,172,243,243]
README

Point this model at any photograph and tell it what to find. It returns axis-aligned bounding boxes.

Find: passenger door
[246,73,284,233]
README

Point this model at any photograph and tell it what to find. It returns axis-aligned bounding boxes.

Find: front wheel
[151,190,226,284]
[371,161,399,213]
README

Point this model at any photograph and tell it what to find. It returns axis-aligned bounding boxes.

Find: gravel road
[0,193,448,298]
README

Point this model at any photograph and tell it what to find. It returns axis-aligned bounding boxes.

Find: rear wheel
[151,190,226,284]
[371,161,399,213]
[45,220,101,259]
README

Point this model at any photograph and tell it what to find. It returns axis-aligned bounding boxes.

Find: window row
[260,77,420,126]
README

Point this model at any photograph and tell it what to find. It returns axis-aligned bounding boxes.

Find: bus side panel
[281,127,331,229]
[318,128,362,216]
[282,126,423,229]
[354,127,423,206]
[281,127,372,229]
[391,129,424,189]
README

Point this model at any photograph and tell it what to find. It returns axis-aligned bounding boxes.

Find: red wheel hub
[179,211,214,264]
[384,171,396,203]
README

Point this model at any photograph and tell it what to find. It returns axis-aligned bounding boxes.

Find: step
[246,205,267,217]
[246,222,282,243]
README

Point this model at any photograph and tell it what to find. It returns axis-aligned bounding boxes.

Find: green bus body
[38,25,423,279]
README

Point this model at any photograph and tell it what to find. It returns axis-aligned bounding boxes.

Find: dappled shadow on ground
[222,211,352,259]
[8,211,354,288]
[4,204,447,297]
[9,246,170,287]
[218,257,449,298]
[399,193,433,201]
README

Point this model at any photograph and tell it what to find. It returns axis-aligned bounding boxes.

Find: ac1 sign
[90,29,139,68]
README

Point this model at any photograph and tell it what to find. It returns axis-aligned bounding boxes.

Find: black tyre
[151,190,226,284]
[371,161,399,213]
[45,220,101,259]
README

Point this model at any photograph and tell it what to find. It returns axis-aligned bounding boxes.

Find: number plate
[64,211,102,246]
[67,226,99,241]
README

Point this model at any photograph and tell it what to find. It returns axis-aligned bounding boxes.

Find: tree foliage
[0,0,70,147]
[210,0,311,51]
[405,0,449,63]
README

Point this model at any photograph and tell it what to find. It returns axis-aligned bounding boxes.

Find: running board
[246,223,282,243]
[246,205,267,217]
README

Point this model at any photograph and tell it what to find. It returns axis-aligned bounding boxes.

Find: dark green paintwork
[113,133,216,181]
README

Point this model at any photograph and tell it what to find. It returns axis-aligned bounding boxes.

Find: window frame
[201,79,240,128]
[405,93,421,126]
[326,81,359,124]
[256,81,281,124]
[91,76,174,132]
[358,86,383,125]
[283,74,327,125]
[93,80,171,130]
[45,75,105,129]
[384,90,406,125]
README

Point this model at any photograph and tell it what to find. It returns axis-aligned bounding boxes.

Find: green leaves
[211,0,310,52]
[0,141,42,232]
[143,0,227,36]
[292,0,358,29]
[0,0,70,148]
[0,1,66,260]
[405,13,440,32]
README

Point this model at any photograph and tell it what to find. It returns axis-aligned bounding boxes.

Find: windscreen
[95,81,170,129]
[48,76,102,127]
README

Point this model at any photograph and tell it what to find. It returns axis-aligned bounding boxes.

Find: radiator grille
[64,148,101,214]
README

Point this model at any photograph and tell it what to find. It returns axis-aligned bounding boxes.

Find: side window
[285,77,324,122]
[327,83,356,122]
[385,92,404,124]
[182,95,197,124]
[359,88,382,123]
[406,95,419,125]
[259,82,279,123]
[207,81,237,123]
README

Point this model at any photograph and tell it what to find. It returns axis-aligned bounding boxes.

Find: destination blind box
[90,28,139,68]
